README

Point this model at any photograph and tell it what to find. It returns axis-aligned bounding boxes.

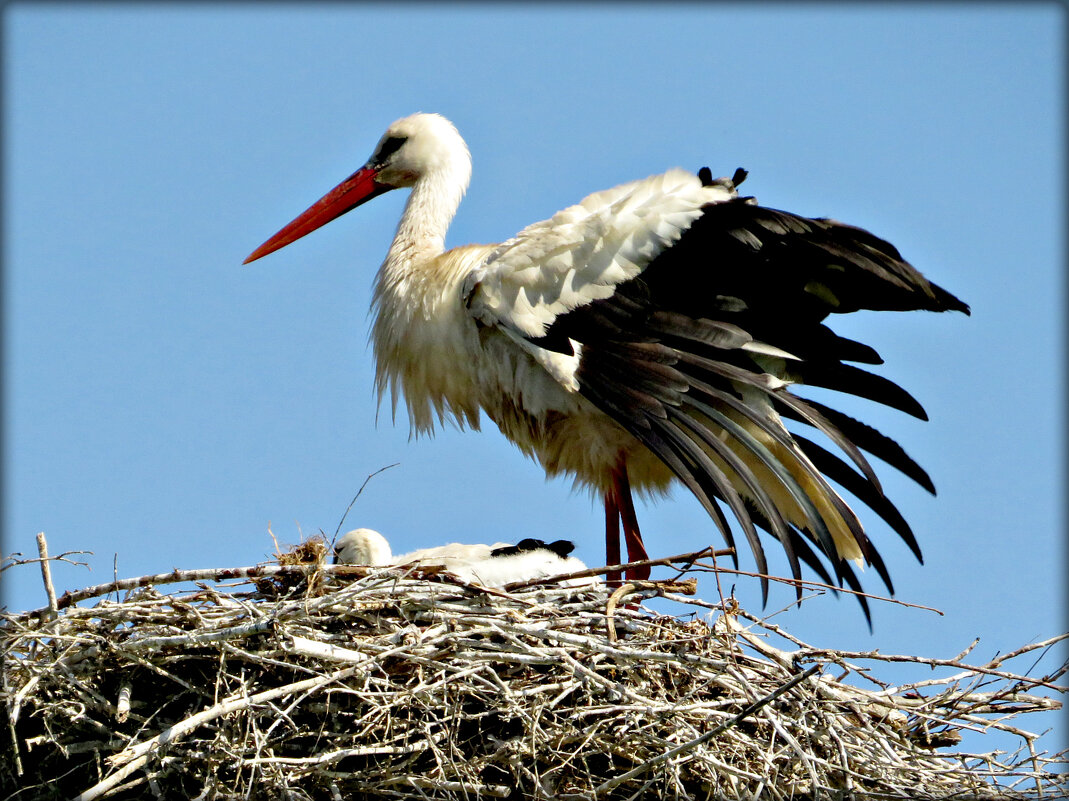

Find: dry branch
[34,533,59,621]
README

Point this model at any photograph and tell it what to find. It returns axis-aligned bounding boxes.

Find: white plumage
[246,113,968,615]
[464,168,727,339]
[332,528,594,587]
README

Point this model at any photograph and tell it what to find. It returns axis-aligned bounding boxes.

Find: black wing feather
[667,406,801,585]
[793,434,924,562]
[780,398,937,494]
[677,386,840,564]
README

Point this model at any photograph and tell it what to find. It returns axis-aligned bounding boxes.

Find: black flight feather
[781,398,936,494]
[793,434,924,563]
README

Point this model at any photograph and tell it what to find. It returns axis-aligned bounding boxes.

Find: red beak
[243,165,392,264]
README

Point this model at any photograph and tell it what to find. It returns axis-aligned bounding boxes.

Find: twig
[605,582,635,643]
[35,532,58,620]
[796,636,1069,693]
[605,579,696,642]
[505,546,734,590]
[2,656,23,777]
[693,560,945,615]
[16,563,366,619]
[115,682,132,723]
[0,548,91,574]
[332,463,400,542]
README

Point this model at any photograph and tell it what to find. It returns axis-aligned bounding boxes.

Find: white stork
[246,113,967,614]
[333,528,594,587]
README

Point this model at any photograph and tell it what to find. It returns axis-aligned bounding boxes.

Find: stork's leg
[604,486,622,585]
[611,464,651,581]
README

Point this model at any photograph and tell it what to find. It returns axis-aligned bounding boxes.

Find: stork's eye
[374,136,407,165]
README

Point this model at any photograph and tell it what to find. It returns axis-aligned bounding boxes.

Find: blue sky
[4,4,1064,760]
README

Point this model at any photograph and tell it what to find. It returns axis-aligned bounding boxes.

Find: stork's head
[370,113,471,189]
[333,528,393,566]
[244,112,471,264]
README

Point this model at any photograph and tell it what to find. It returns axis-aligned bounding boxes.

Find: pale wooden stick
[285,635,375,665]
[381,776,512,797]
[692,560,945,615]
[115,682,132,723]
[2,661,23,777]
[504,546,734,590]
[240,739,440,765]
[35,532,58,619]
[797,635,1069,693]
[17,563,370,618]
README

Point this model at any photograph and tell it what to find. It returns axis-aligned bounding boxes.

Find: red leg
[604,486,622,585]
[612,464,651,581]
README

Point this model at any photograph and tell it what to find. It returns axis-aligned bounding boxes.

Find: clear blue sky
[4,4,1064,760]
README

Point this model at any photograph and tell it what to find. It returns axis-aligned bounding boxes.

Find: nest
[2,540,1066,801]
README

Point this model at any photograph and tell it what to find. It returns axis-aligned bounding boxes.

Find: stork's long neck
[370,158,483,434]
[380,167,468,285]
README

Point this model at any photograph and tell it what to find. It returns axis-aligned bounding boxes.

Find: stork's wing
[465,167,968,605]
[464,168,735,339]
